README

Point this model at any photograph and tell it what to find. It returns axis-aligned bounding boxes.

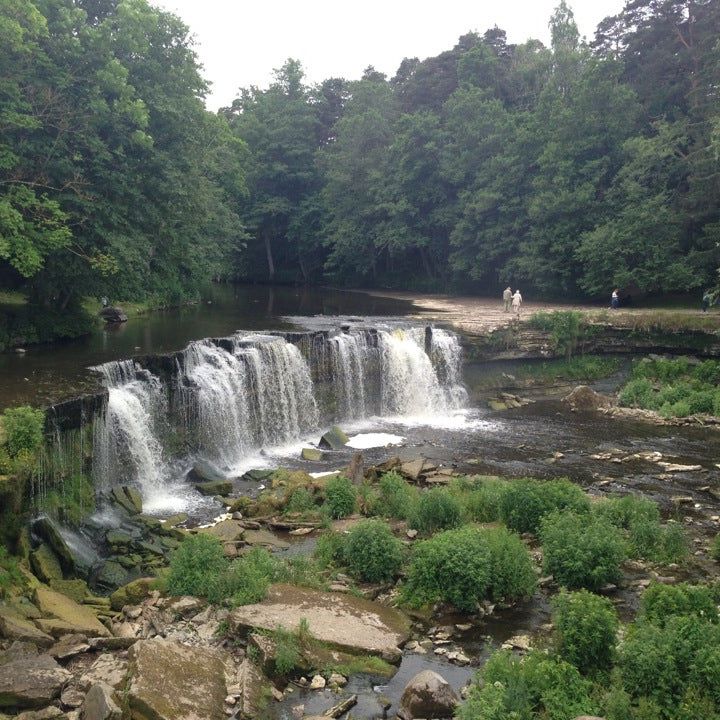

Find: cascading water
[93,360,168,505]
[91,324,468,514]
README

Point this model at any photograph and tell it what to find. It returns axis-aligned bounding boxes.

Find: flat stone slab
[0,654,71,709]
[34,587,110,638]
[0,608,53,648]
[127,638,229,720]
[229,584,410,661]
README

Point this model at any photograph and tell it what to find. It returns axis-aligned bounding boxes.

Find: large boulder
[81,682,121,720]
[127,638,229,720]
[0,654,71,710]
[109,577,154,612]
[563,386,613,412]
[32,518,75,573]
[30,545,64,585]
[229,583,409,662]
[109,486,142,515]
[193,481,233,497]
[318,426,349,451]
[398,670,459,720]
[0,608,53,648]
[99,307,127,324]
[187,460,226,484]
[33,587,110,638]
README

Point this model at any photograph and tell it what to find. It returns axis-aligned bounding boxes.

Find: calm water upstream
[0,284,414,410]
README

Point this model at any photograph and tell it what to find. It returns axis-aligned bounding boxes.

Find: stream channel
[8,284,720,718]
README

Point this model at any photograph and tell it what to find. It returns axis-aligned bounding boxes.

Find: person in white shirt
[512,289,523,317]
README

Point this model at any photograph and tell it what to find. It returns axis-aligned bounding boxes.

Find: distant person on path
[611,289,619,310]
[503,286,512,312]
[512,289,523,317]
[702,289,713,313]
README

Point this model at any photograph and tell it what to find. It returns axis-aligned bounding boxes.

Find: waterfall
[91,324,467,512]
[378,328,466,416]
[93,360,168,502]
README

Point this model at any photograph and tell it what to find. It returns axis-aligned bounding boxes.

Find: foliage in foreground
[0,405,45,474]
[408,487,463,535]
[553,589,618,675]
[343,519,404,583]
[402,526,535,611]
[323,475,357,519]
[540,511,626,591]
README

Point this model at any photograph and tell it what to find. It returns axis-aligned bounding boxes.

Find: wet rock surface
[398,670,459,720]
[0,652,71,710]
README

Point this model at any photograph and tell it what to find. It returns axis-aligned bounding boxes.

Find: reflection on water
[0,284,414,409]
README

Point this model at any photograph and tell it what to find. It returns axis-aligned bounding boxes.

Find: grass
[81,297,155,317]
[0,291,27,307]
[586,309,720,334]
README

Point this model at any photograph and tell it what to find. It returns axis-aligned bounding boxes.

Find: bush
[1,406,45,458]
[450,475,507,523]
[639,582,718,626]
[402,526,534,611]
[618,378,655,408]
[209,547,280,606]
[0,546,24,599]
[167,534,227,598]
[323,475,356,519]
[314,531,346,568]
[527,310,585,358]
[711,534,720,562]
[552,590,618,675]
[344,519,403,583]
[457,650,599,720]
[408,488,462,534]
[500,478,590,534]
[595,494,660,529]
[540,511,626,591]
[376,471,418,519]
[285,487,316,514]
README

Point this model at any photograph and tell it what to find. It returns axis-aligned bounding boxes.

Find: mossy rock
[106,530,133,547]
[30,544,64,585]
[241,468,274,482]
[226,496,253,514]
[193,480,233,497]
[48,578,88,604]
[109,486,142,515]
[301,448,326,462]
[270,469,314,490]
[110,577,155,611]
[93,561,131,593]
[319,426,349,451]
[31,518,75,573]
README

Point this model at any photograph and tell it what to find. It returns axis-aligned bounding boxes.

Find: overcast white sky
[154,0,627,110]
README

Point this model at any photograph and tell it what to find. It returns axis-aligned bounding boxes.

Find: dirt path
[364,290,720,337]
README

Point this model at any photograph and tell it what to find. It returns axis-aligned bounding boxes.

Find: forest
[1,0,719,322]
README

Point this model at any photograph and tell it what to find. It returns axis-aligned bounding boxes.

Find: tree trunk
[264,233,275,281]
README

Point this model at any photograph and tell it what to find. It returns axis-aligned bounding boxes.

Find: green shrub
[639,582,718,626]
[209,547,280,606]
[500,478,590,534]
[450,475,507,523]
[711,534,720,562]
[618,378,655,408]
[1,406,45,458]
[314,531,346,568]
[0,546,24,599]
[408,488,462,534]
[285,487,316,514]
[376,471,418,519]
[167,534,227,598]
[527,310,585,358]
[595,495,660,529]
[272,625,302,675]
[540,511,626,591]
[630,520,687,564]
[323,475,356,519]
[457,650,599,720]
[402,526,534,611]
[344,519,403,583]
[552,590,618,674]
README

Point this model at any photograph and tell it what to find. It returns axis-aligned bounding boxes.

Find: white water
[93,326,467,514]
[346,432,405,449]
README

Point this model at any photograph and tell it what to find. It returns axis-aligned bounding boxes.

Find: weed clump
[402,526,535,611]
[344,519,403,583]
[166,534,227,598]
[323,475,356,518]
[540,511,626,591]
[408,488,462,534]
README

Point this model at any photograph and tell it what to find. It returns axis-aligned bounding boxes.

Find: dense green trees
[2,0,719,313]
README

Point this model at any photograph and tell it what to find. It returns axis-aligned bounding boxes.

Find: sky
[154,0,627,110]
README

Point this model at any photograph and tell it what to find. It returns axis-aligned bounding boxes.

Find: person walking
[511,289,523,317]
[702,289,713,313]
[502,286,512,312]
[611,289,619,310]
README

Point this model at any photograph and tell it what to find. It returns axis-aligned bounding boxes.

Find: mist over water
[93,326,467,513]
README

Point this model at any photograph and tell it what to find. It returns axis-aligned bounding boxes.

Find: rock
[229,583,409,662]
[301,448,326,462]
[0,608,54,648]
[109,486,142,515]
[0,654,71,710]
[167,596,205,619]
[501,634,532,652]
[327,673,347,688]
[32,518,75,573]
[347,452,364,486]
[318,426,349,451]
[81,682,121,720]
[48,634,89,661]
[127,638,229,720]
[30,545,64,585]
[446,650,470,666]
[406,529,418,539]
[48,580,88,605]
[93,562,131,594]
[659,462,702,473]
[77,654,128,692]
[87,637,137,652]
[242,528,290,550]
[99,307,127,324]
[15,707,65,720]
[309,675,325,690]
[109,578,154,611]
[572,717,606,720]
[563,386,613,412]
[188,460,227,484]
[197,519,245,544]
[193,481,233,497]
[398,670,459,720]
[241,469,274,483]
[34,587,110,638]
[61,684,86,709]
[234,660,267,720]
[400,459,426,482]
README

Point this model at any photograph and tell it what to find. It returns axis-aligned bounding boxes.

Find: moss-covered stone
[48,578,88,604]
[109,486,142,515]
[106,530,133,547]
[33,586,109,638]
[193,481,233,497]
[31,518,74,573]
[318,426,349,451]
[110,578,154,611]
[29,545,63,585]
[93,561,130,593]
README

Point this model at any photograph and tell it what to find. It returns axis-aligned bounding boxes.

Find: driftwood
[324,695,358,718]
